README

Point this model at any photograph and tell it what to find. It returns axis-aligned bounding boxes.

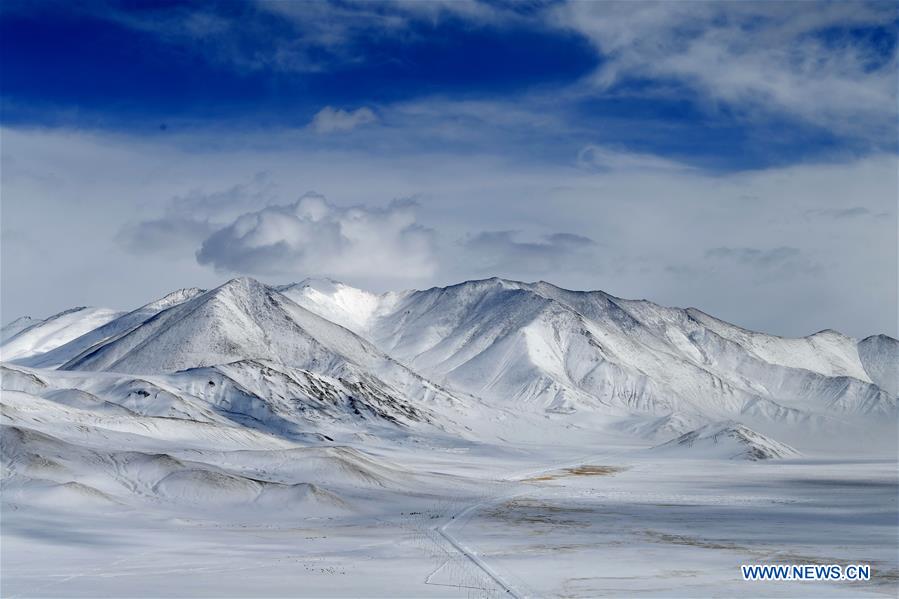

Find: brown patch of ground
[640,530,744,551]
[484,499,594,529]
[525,465,624,482]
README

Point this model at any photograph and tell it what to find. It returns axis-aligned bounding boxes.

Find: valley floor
[3,441,896,598]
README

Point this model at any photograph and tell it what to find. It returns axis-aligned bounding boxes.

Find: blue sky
[1,1,897,337]
[0,2,595,126]
[3,1,894,169]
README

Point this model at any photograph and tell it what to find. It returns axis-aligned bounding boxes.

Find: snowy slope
[57,278,464,432]
[61,278,376,374]
[682,309,870,380]
[277,278,403,334]
[172,359,441,434]
[3,275,895,445]
[1,405,348,515]
[1,316,38,343]
[1,306,124,361]
[858,334,899,397]
[0,366,472,514]
[14,288,204,369]
[652,421,801,460]
[287,278,897,424]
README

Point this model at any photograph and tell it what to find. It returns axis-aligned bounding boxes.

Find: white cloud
[310,106,378,133]
[552,1,897,141]
[196,194,436,281]
[2,127,895,338]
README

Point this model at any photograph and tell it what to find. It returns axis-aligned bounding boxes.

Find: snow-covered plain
[1,277,896,597]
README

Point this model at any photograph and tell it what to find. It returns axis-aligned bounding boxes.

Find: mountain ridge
[277,276,896,425]
[3,276,896,446]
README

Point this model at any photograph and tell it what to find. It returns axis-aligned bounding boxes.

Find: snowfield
[1,277,896,597]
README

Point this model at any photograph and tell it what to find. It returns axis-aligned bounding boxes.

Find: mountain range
[2,276,896,451]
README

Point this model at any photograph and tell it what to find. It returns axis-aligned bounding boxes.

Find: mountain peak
[199,277,275,307]
[143,287,206,312]
[429,277,524,294]
[59,277,395,377]
[216,276,267,293]
[807,328,851,341]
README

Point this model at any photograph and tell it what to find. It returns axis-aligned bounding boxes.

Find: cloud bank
[2,123,895,339]
[196,194,437,282]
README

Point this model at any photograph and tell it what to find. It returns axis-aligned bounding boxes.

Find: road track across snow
[429,450,627,598]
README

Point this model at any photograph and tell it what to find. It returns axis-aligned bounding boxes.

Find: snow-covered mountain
[282,277,896,430]
[2,276,896,447]
[14,288,205,369]
[58,278,380,374]
[22,278,464,434]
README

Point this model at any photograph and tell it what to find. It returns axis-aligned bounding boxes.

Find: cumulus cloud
[310,106,378,133]
[196,194,436,280]
[460,230,599,276]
